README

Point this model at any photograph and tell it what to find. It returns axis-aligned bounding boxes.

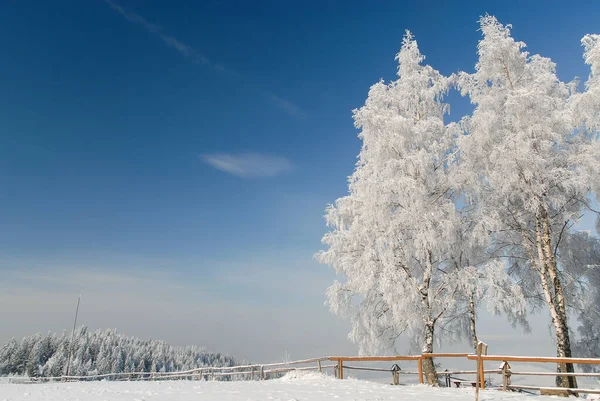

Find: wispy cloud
[201,153,293,178]
[267,93,306,118]
[105,0,303,116]
[104,0,210,64]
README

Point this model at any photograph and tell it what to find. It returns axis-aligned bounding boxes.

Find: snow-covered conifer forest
[0,326,236,378]
[317,15,600,386]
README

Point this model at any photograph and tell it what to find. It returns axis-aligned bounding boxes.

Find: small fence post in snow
[500,362,511,391]
[391,364,401,385]
[260,365,265,380]
[317,360,322,373]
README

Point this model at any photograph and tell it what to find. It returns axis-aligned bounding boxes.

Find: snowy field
[0,372,594,401]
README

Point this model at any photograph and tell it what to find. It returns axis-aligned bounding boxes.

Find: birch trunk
[420,251,438,386]
[469,292,478,352]
[422,320,438,386]
[535,211,577,389]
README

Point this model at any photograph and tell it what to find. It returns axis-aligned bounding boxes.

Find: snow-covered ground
[0,372,595,401]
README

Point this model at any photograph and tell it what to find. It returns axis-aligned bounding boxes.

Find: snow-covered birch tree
[455,16,600,388]
[570,33,600,366]
[317,32,468,385]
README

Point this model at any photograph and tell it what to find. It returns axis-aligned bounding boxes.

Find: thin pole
[65,295,81,377]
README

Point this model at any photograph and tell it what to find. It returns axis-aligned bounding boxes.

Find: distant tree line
[0,326,236,378]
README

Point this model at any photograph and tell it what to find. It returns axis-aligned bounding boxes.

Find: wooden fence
[465,354,600,396]
[16,357,335,383]
[330,352,600,395]
[11,351,600,395]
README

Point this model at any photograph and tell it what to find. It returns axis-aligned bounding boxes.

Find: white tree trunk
[469,292,478,352]
[535,211,577,389]
[420,251,438,386]
[421,319,438,386]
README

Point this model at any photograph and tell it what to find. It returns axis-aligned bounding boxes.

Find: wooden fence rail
[463,354,600,395]
[465,355,600,364]
[510,371,600,377]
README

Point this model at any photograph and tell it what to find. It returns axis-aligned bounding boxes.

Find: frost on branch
[571,34,600,196]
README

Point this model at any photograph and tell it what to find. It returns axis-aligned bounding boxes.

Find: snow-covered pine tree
[46,333,69,377]
[25,334,42,378]
[455,15,600,388]
[0,338,18,375]
[317,31,470,385]
[13,337,32,376]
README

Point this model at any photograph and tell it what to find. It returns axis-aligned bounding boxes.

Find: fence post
[500,362,511,391]
[317,360,322,373]
[338,359,344,379]
[391,364,401,385]
[479,358,485,390]
[260,365,265,380]
[418,357,424,384]
[475,341,488,401]
[479,343,488,389]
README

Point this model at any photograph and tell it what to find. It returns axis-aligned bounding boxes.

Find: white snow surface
[0,372,588,401]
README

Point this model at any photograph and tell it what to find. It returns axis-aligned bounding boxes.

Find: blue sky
[1,0,599,362]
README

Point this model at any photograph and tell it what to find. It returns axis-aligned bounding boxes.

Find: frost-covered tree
[455,16,600,388]
[317,32,472,385]
[12,338,33,376]
[25,334,43,378]
[45,335,68,377]
[0,338,18,375]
